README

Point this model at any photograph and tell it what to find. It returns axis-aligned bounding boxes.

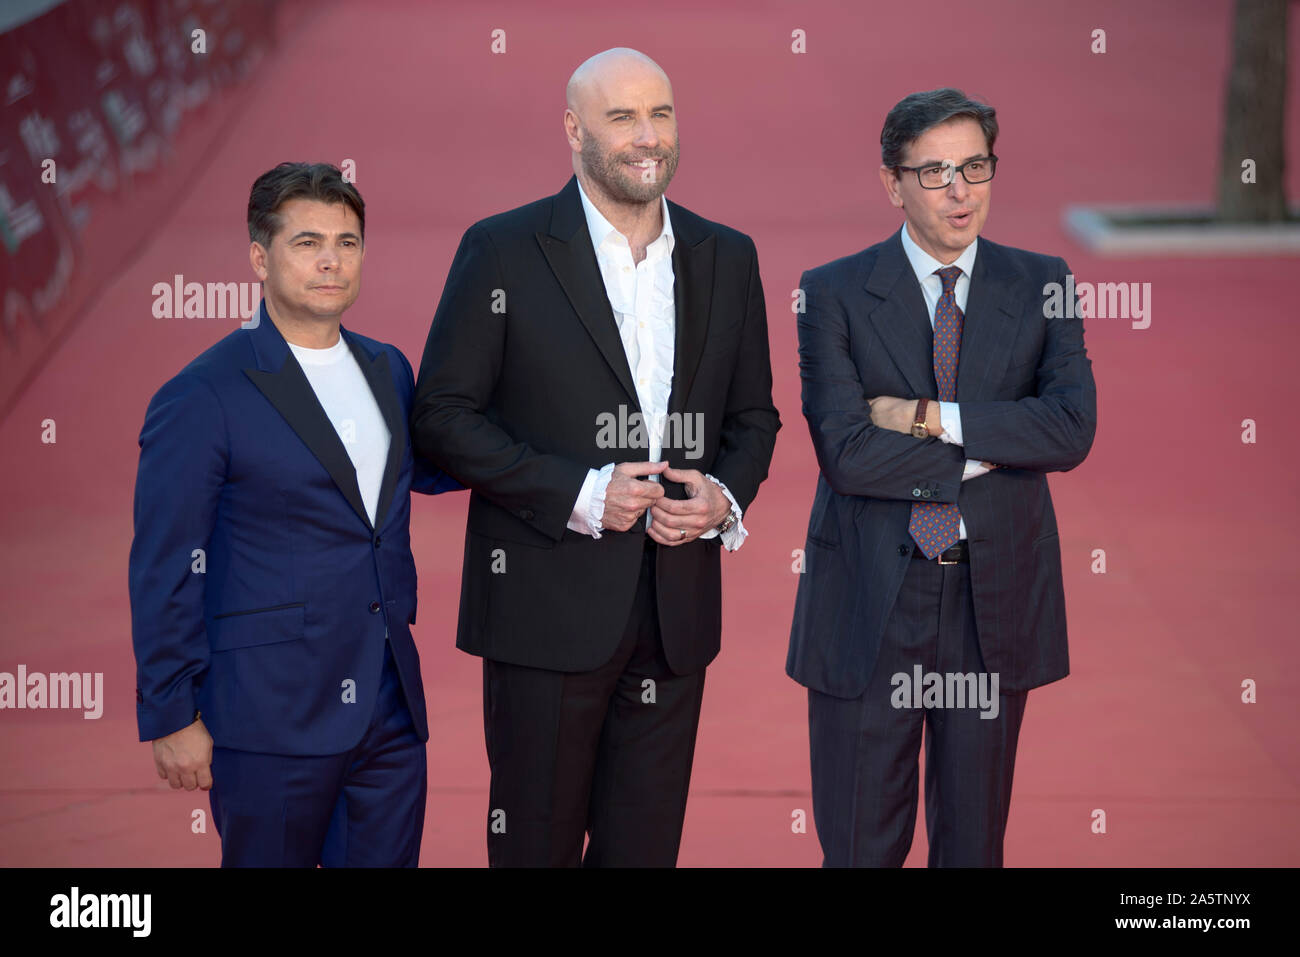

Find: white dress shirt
[566,179,746,549]
[899,222,992,539]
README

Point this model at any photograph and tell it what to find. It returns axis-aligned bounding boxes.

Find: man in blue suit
[129,162,460,866]
[788,90,1096,866]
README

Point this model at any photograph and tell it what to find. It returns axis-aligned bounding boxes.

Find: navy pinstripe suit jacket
[787,228,1096,697]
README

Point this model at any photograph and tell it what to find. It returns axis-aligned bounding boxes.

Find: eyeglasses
[895,155,998,189]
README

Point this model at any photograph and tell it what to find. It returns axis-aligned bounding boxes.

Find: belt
[912,540,969,564]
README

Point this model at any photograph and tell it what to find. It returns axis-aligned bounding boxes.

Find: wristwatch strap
[912,398,930,438]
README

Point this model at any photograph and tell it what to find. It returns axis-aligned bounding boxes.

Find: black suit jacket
[787,229,1096,697]
[412,176,780,674]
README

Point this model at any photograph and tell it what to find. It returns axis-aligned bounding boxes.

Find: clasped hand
[602,461,732,546]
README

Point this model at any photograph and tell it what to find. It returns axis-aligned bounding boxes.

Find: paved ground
[1,0,1297,866]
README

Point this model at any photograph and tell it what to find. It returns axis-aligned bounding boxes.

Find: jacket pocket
[467,496,556,550]
[209,602,306,652]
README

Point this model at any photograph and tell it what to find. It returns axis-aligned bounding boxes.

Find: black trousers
[809,555,1028,867]
[482,543,707,867]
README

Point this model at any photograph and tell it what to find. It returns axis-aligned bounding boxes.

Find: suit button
[897,544,909,556]
[374,536,382,548]
[369,601,381,613]
[520,508,535,521]
[912,488,921,497]
[921,489,931,499]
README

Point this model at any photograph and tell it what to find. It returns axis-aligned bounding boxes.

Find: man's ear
[878,165,904,209]
[563,109,582,152]
[249,241,269,281]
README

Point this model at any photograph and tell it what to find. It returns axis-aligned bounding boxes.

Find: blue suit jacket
[129,301,461,755]
[787,230,1097,697]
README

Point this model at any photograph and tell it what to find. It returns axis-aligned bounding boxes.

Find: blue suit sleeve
[128,372,226,741]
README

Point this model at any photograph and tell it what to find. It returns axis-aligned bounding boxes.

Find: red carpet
[1,0,1297,866]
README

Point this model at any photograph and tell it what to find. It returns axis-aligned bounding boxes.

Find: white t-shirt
[287,336,391,526]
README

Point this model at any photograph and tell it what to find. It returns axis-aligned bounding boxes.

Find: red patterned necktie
[908,265,964,559]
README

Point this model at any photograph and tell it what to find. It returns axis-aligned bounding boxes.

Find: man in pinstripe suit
[786,89,1096,866]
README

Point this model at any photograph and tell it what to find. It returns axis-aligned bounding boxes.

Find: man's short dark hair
[880,88,998,170]
[247,162,365,247]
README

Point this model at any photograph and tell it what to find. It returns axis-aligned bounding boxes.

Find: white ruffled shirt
[566,179,746,549]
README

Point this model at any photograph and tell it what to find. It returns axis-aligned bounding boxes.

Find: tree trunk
[1217,0,1288,222]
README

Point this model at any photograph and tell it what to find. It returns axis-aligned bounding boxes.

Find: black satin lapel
[348,341,404,531]
[244,359,371,530]
[537,229,641,412]
[668,233,714,417]
[956,245,1021,401]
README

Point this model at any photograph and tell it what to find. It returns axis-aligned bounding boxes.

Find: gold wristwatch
[911,398,931,438]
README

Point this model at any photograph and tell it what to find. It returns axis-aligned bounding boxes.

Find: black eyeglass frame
[893,154,999,189]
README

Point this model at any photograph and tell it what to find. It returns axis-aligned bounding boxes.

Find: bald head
[564,48,679,206]
[565,48,672,119]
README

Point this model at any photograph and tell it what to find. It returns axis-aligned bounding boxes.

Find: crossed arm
[797,261,1095,503]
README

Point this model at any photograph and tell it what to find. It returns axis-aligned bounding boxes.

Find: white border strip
[1064,205,1300,257]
